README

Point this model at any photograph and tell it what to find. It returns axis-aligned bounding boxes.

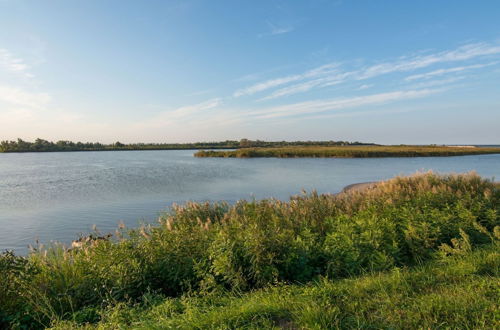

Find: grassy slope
[1,172,499,329]
[52,244,500,329]
[194,145,500,158]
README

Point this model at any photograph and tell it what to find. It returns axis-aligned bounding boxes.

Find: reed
[194,145,500,158]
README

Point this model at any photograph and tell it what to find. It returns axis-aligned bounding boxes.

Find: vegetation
[0,138,372,153]
[52,245,500,329]
[195,145,500,158]
[0,138,239,153]
[0,172,499,329]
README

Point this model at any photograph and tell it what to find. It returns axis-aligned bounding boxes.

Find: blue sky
[1,0,499,144]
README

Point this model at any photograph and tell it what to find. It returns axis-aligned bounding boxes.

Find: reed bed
[0,172,499,328]
[194,145,500,158]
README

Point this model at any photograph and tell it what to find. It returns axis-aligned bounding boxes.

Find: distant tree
[240,139,251,148]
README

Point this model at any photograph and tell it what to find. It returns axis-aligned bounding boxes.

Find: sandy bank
[341,181,378,193]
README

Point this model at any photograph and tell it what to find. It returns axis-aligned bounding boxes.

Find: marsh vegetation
[195,145,500,158]
[0,172,498,328]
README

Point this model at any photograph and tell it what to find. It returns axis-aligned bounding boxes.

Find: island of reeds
[195,145,500,158]
[1,172,499,329]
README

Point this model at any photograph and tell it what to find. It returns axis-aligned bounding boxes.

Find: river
[1,150,499,253]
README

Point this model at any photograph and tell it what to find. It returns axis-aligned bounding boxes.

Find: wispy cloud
[358,84,373,90]
[96,40,500,140]
[407,76,466,89]
[0,49,33,78]
[136,98,223,128]
[249,89,441,119]
[259,72,351,100]
[258,21,294,38]
[305,108,415,121]
[234,75,302,97]
[356,42,500,80]
[233,63,339,97]
[237,41,500,101]
[404,62,498,81]
[168,98,222,118]
[0,85,50,108]
[270,26,293,35]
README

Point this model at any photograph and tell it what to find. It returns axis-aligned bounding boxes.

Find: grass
[1,172,499,329]
[51,244,500,329]
[194,145,500,158]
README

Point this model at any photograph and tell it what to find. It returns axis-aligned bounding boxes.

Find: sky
[1,0,500,144]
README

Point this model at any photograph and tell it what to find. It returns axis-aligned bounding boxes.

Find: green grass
[1,172,499,329]
[194,145,500,158]
[51,244,500,329]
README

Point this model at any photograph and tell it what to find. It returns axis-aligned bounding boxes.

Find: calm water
[1,150,499,253]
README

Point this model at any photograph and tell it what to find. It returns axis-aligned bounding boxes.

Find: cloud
[0,49,33,78]
[0,85,51,108]
[408,76,465,89]
[356,42,500,80]
[404,62,498,81]
[248,89,441,119]
[128,40,498,139]
[270,26,293,35]
[167,98,222,118]
[305,107,414,121]
[233,63,339,97]
[259,72,351,100]
[136,98,223,128]
[234,75,303,97]
[242,41,500,101]
[358,84,373,90]
[257,21,294,38]
[259,80,326,100]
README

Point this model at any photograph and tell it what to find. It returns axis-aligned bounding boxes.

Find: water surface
[1,150,499,253]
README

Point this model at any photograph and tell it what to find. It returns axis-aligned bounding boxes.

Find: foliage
[0,251,40,328]
[0,138,372,153]
[194,145,500,158]
[50,244,500,329]
[0,138,240,153]
[0,172,498,328]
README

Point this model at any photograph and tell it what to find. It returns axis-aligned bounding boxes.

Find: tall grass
[194,145,500,158]
[51,244,500,329]
[0,172,499,328]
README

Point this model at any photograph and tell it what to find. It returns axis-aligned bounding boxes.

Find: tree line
[0,138,374,153]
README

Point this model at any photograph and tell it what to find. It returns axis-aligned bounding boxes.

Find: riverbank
[194,145,500,158]
[1,172,498,329]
